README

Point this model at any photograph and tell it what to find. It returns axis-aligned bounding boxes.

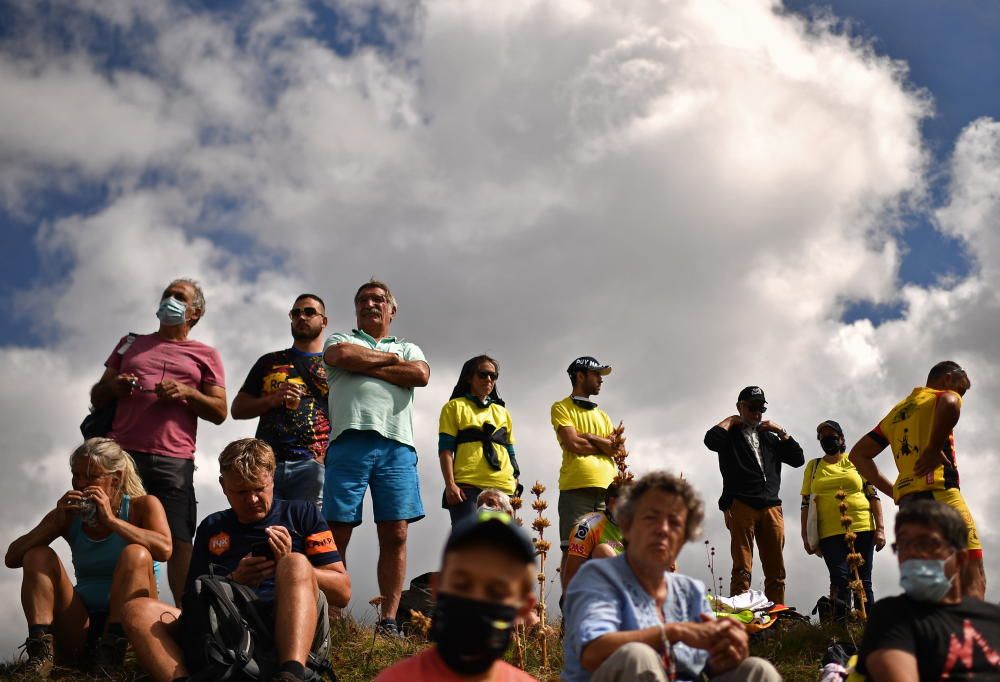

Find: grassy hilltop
[0,615,859,681]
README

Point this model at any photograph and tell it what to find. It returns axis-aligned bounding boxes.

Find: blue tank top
[68,495,160,589]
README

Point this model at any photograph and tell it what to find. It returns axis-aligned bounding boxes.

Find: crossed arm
[323,343,429,388]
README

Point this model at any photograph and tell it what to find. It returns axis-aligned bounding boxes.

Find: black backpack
[80,333,138,439]
[180,572,336,681]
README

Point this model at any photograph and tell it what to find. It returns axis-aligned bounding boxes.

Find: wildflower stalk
[608,422,631,485]
[836,488,867,621]
[531,481,552,670]
[509,492,527,668]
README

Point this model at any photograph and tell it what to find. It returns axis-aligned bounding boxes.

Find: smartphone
[251,541,275,561]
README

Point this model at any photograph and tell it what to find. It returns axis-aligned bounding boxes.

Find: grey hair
[70,438,146,498]
[476,488,514,515]
[896,498,968,552]
[171,278,206,315]
[616,470,704,542]
[354,279,397,311]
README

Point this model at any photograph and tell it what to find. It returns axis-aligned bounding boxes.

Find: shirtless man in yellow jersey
[849,361,985,599]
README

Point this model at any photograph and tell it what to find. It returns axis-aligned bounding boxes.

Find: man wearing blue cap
[552,357,622,575]
[376,511,539,681]
[704,386,803,604]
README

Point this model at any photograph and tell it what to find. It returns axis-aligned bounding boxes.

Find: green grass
[0,616,860,681]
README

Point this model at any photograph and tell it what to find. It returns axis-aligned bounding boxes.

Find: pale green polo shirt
[323,329,427,447]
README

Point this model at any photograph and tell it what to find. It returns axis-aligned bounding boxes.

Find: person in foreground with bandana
[562,471,780,682]
[854,499,1000,681]
[375,511,539,681]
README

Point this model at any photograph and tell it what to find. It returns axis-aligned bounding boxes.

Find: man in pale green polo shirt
[323,279,430,635]
[552,356,620,576]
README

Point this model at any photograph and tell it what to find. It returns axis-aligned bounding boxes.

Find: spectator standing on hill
[552,356,622,575]
[855,499,1000,681]
[232,294,330,509]
[90,278,226,603]
[122,438,351,682]
[562,471,780,682]
[376,511,539,682]
[322,279,429,636]
[704,386,803,605]
[562,482,625,591]
[438,355,520,524]
[800,419,885,611]
[849,361,986,599]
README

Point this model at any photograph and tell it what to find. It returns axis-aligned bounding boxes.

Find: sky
[1,0,999,661]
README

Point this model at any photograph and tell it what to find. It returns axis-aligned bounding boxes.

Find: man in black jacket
[704,386,804,604]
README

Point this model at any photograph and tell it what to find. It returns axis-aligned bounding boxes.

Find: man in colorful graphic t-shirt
[233,294,331,509]
[849,360,985,599]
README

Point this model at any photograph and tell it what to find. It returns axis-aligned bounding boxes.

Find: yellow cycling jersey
[439,397,517,494]
[869,386,962,502]
[551,396,616,491]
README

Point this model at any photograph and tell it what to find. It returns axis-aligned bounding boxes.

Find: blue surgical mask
[156,297,188,326]
[899,557,955,602]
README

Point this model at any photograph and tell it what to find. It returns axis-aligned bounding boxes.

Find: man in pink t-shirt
[375,511,539,682]
[90,278,227,603]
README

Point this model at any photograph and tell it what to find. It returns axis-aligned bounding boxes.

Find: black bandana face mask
[820,436,841,455]
[430,592,518,675]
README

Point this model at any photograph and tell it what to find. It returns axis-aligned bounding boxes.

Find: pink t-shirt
[106,333,225,459]
[375,648,538,682]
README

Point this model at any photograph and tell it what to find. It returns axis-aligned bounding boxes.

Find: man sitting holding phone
[123,438,351,682]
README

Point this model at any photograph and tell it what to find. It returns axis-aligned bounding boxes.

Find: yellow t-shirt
[872,386,962,502]
[551,396,616,491]
[801,457,875,539]
[439,398,516,494]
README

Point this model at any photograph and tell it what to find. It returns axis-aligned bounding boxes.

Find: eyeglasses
[743,402,767,414]
[476,371,499,381]
[289,307,322,319]
[356,294,388,305]
[891,537,953,557]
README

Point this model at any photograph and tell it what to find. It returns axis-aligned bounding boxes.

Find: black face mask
[820,436,842,455]
[430,593,518,675]
[572,397,598,410]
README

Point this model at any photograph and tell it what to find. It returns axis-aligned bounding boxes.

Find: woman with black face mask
[800,420,886,611]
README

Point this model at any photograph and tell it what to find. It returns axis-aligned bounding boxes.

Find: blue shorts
[324,430,425,526]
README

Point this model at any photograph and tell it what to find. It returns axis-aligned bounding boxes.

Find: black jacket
[704,425,804,511]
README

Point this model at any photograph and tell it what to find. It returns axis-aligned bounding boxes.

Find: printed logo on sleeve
[208,532,231,556]
[305,530,336,556]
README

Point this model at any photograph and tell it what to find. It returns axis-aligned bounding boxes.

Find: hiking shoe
[270,673,302,682]
[17,633,54,678]
[376,618,403,638]
[91,633,128,674]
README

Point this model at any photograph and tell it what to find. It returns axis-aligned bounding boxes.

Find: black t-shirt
[858,594,1000,680]
[238,348,330,461]
[185,499,341,600]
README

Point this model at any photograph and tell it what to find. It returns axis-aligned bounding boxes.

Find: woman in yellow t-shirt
[438,355,520,524]
[800,420,886,610]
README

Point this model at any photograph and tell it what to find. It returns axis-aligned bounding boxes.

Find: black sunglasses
[476,371,499,381]
[289,307,322,319]
[743,402,767,413]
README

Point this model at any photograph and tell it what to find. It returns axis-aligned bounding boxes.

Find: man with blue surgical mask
[90,278,227,604]
[856,499,1000,681]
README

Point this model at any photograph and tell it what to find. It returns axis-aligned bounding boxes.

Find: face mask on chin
[156,297,188,326]
[430,592,518,675]
[899,557,956,602]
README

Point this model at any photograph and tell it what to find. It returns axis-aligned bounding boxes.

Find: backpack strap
[188,577,255,682]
